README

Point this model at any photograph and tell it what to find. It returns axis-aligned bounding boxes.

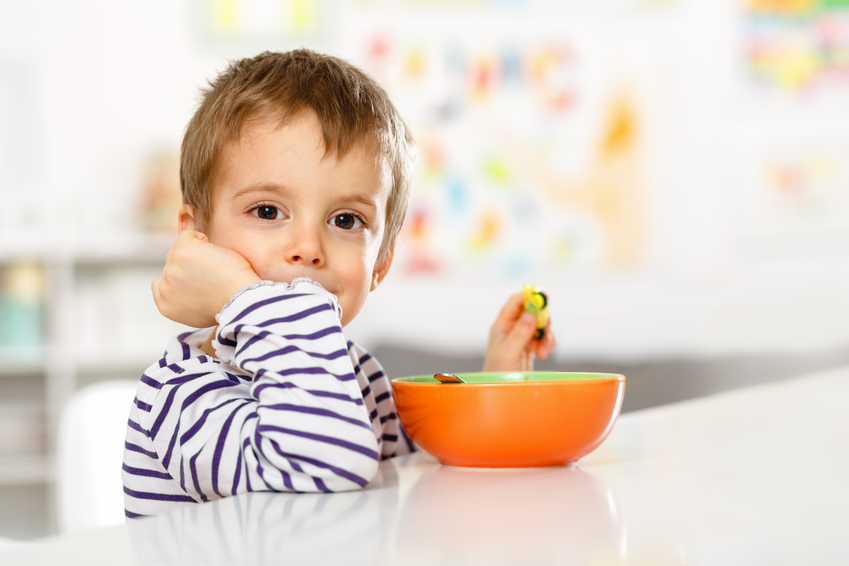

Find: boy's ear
[370,245,395,292]
[178,204,198,233]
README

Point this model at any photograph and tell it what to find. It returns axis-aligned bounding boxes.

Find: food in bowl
[391,372,625,468]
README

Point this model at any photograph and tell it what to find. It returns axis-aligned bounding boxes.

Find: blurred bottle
[0,262,46,349]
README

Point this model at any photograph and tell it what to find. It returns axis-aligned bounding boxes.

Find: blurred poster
[743,0,849,99]
[734,0,849,252]
[730,128,849,248]
[200,0,326,40]
[345,23,664,279]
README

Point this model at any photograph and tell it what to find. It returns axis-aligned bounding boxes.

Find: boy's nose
[286,222,325,267]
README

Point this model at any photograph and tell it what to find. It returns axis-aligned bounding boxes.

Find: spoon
[434,373,466,384]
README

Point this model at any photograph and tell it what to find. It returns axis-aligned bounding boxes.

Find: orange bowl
[391,372,625,468]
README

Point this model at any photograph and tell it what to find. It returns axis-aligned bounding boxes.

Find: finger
[490,292,526,337]
[151,277,163,309]
[500,311,538,356]
[536,327,556,359]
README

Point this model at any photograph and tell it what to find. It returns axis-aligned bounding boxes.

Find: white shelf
[0,235,173,489]
[0,454,52,487]
[0,347,47,376]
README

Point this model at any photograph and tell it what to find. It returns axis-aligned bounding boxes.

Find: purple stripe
[367,370,386,383]
[279,463,294,491]
[140,374,162,389]
[122,463,172,480]
[252,431,276,491]
[375,391,391,403]
[189,452,208,502]
[257,424,380,461]
[272,365,356,382]
[213,400,251,497]
[253,381,364,405]
[123,486,196,503]
[369,409,378,423]
[167,363,184,374]
[401,428,416,452]
[313,477,331,493]
[162,421,180,469]
[158,358,167,368]
[127,418,150,437]
[225,371,252,383]
[241,437,252,492]
[125,510,146,519]
[283,326,343,342]
[379,413,398,424]
[256,303,334,328]
[268,448,370,487]
[180,390,244,446]
[229,325,341,359]
[382,434,398,442]
[150,386,180,440]
[242,345,348,365]
[125,441,157,459]
[163,372,213,386]
[358,352,373,365]
[230,292,310,324]
[231,447,243,496]
[261,438,297,490]
[135,398,152,412]
[181,380,238,411]
[262,403,372,430]
[360,384,372,398]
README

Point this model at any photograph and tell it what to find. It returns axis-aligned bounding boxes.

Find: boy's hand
[152,230,262,328]
[482,291,556,372]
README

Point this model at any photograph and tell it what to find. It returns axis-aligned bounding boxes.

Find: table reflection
[126,455,628,566]
[127,464,399,566]
[393,464,624,565]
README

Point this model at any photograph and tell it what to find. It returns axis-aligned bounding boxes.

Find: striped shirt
[122,279,414,518]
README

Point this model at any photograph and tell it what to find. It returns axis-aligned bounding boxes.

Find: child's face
[196,111,393,327]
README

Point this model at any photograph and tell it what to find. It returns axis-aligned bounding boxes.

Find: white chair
[55,379,139,534]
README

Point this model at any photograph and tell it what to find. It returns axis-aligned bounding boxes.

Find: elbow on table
[325,454,380,492]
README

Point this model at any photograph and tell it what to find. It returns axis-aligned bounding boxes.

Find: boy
[123,49,555,518]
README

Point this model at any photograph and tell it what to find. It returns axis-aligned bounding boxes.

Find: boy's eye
[254,206,279,220]
[332,213,363,230]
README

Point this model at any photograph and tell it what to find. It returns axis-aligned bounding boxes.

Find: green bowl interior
[392,372,622,384]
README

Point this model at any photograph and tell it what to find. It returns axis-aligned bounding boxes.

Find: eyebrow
[233,184,379,210]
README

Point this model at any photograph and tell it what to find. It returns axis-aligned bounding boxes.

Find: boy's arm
[141,280,379,500]
[482,291,556,372]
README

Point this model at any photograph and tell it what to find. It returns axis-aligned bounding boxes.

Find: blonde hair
[180,49,416,263]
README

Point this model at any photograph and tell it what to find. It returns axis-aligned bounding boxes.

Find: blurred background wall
[2,0,849,539]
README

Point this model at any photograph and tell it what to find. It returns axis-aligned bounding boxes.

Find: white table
[5,366,849,565]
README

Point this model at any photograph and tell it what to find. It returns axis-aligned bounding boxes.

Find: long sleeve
[123,279,401,517]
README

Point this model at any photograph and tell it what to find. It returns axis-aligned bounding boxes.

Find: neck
[200,328,218,358]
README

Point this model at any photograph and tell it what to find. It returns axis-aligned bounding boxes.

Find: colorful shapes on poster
[447,177,467,214]
[744,0,849,95]
[469,54,498,101]
[405,48,427,80]
[600,92,637,158]
[402,208,441,274]
[469,210,503,252]
[483,156,513,186]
